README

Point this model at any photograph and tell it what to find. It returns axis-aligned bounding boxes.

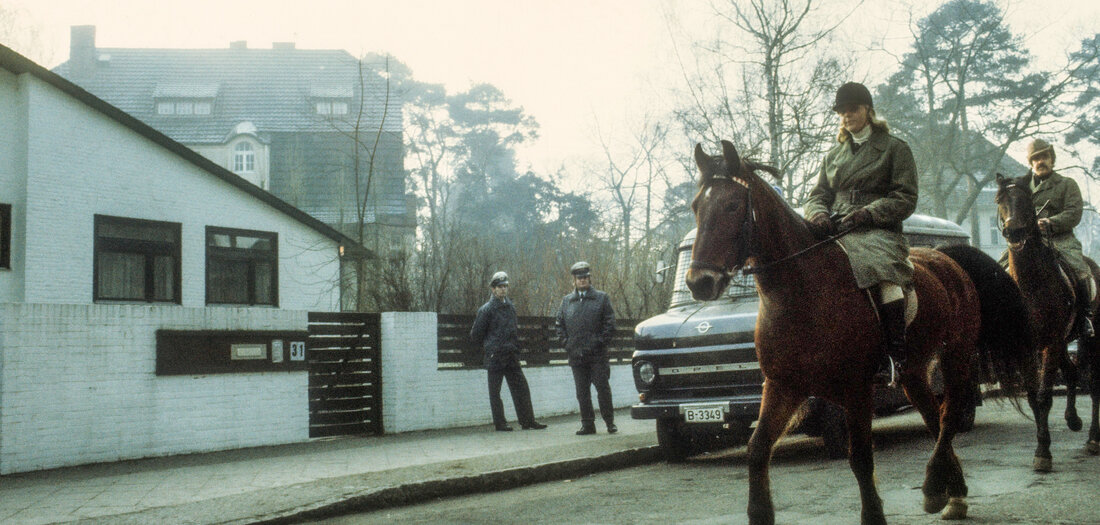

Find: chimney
[69,25,96,79]
[272,42,296,50]
[229,41,247,50]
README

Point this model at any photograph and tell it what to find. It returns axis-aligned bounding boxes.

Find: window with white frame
[233,142,255,173]
[315,100,349,115]
[155,99,213,116]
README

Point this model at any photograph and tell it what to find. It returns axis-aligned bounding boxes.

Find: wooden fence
[437,314,637,369]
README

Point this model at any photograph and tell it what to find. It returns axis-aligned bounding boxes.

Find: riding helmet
[1026,138,1056,163]
[832,82,873,112]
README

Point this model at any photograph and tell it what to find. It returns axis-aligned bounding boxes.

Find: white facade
[0,50,350,473]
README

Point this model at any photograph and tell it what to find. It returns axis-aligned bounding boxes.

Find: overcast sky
[5,0,1100,186]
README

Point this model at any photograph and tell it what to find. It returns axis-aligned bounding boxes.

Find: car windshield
[669,246,756,308]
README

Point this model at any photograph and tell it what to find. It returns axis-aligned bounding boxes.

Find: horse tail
[936,243,1036,400]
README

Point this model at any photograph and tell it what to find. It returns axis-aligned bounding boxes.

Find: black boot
[875,299,907,387]
[576,421,597,435]
[1076,280,1095,340]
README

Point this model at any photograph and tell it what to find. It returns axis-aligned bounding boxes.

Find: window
[233,142,255,173]
[206,227,277,306]
[315,100,349,115]
[0,203,10,270]
[94,215,181,303]
[987,214,1004,247]
[154,99,213,116]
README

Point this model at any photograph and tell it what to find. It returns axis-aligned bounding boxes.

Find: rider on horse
[1001,138,1095,339]
[804,82,919,386]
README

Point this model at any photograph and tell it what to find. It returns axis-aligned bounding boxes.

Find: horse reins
[742,226,857,275]
[689,173,857,277]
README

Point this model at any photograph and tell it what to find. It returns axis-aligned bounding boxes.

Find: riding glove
[808,213,836,239]
[839,208,873,231]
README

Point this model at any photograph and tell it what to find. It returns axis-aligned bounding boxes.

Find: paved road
[308,396,1100,524]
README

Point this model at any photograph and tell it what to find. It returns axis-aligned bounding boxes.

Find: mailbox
[156,330,309,375]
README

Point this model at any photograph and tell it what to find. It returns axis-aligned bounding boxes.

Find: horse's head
[686,140,755,301]
[995,172,1037,250]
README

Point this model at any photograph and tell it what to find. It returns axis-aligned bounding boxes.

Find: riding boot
[875,299,907,387]
[1075,280,1095,340]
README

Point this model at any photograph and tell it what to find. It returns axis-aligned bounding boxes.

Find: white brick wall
[380,312,635,433]
[0,303,309,475]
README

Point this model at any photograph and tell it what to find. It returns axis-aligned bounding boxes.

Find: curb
[248,446,662,524]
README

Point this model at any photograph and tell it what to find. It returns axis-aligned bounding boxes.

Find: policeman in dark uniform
[555,262,618,435]
[470,272,546,431]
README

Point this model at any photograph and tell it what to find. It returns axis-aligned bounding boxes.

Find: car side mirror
[654,261,674,284]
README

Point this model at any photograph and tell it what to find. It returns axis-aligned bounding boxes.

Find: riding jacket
[1024,171,1089,280]
[804,128,918,289]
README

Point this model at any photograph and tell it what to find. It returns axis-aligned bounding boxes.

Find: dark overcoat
[555,288,615,367]
[1026,171,1089,280]
[803,128,918,289]
[470,296,521,371]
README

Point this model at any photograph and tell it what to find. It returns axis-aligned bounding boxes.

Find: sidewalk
[0,409,659,525]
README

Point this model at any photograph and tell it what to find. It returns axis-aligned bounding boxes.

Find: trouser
[488,359,536,427]
[571,359,614,424]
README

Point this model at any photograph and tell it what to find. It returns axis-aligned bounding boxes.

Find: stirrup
[874,356,900,388]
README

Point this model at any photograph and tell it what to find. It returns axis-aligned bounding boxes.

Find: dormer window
[233,142,255,173]
[153,81,218,117]
[155,99,213,116]
[315,100,349,115]
[310,81,353,117]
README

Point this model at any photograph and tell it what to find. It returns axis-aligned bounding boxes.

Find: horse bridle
[997,182,1049,242]
[689,174,756,278]
[688,174,854,277]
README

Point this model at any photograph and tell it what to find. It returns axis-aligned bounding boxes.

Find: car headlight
[636,361,657,385]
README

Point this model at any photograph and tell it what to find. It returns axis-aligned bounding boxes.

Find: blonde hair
[837,106,890,143]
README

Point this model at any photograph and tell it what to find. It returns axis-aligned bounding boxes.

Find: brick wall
[0,303,309,475]
[380,312,635,433]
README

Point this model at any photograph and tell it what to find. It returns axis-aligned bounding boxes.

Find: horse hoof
[1087,440,1100,455]
[924,493,949,514]
[1033,456,1053,472]
[941,497,968,520]
[1067,414,1083,432]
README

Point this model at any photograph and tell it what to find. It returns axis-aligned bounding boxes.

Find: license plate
[682,403,726,423]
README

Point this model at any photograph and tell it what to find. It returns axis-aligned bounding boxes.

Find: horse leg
[917,354,969,518]
[746,381,803,525]
[843,396,886,525]
[900,366,941,437]
[1061,342,1083,431]
[1086,337,1100,454]
[1028,388,1054,472]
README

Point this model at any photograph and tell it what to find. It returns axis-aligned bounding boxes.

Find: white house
[0,44,366,474]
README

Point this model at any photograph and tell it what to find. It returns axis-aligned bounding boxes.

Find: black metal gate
[307,312,382,437]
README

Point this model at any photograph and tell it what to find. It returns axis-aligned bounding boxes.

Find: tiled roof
[54,47,402,144]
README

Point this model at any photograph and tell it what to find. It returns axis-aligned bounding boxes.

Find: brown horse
[686,141,1032,525]
[995,173,1100,466]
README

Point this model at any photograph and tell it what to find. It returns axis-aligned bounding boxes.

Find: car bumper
[631,394,762,420]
